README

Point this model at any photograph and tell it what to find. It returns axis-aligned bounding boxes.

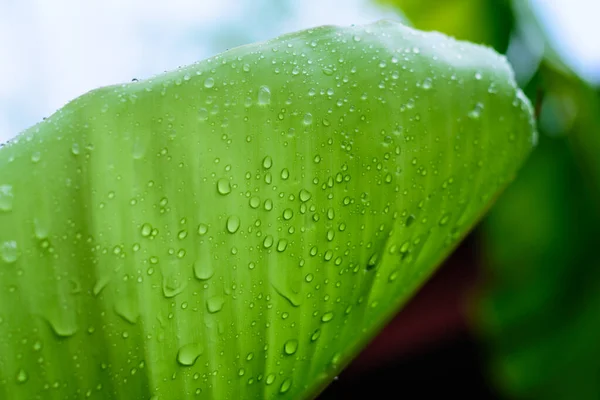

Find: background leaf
[377,0,514,52]
[477,65,600,400]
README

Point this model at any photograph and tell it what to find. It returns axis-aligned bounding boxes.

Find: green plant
[0,20,535,399]
[378,2,600,399]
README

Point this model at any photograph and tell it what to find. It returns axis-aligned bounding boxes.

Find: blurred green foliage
[378,0,513,52]
[380,0,600,399]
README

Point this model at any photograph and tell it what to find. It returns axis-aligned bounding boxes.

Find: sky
[0,0,598,144]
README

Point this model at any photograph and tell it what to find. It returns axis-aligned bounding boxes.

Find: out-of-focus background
[1,0,599,398]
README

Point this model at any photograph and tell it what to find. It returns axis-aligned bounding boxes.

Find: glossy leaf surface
[0,20,535,399]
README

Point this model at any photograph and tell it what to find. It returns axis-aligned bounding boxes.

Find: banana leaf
[0,20,535,399]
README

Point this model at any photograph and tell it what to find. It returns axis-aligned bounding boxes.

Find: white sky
[530,0,600,82]
[0,0,598,144]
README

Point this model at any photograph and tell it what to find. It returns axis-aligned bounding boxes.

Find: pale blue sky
[0,0,598,143]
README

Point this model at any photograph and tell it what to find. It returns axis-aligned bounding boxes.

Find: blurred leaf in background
[378,0,514,52]
[378,0,600,399]
[480,64,600,400]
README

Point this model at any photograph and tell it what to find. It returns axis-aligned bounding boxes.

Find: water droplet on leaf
[439,213,451,226]
[162,273,188,298]
[0,241,18,263]
[197,223,209,236]
[283,209,293,220]
[284,339,298,355]
[140,223,152,237]
[421,78,433,90]
[226,215,241,234]
[258,85,271,105]
[204,78,215,88]
[280,378,292,393]
[16,368,28,384]
[249,197,260,209]
[303,113,313,125]
[321,312,334,322]
[262,156,273,169]
[366,253,378,270]
[206,296,224,313]
[0,184,14,212]
[194,258,214,280]
[299,189,311,202]
[177,343,204,366]
[217,178,231,195]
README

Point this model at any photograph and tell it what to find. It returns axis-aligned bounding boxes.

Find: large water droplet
[468,102,484,119]
[198,108,209,121]
[162,273,188,298]
[303,113,313,125]
[226,216,241,234]
[439,213,451,226]
[421,78,433,90]
[249,196,260,209]
[177,343,204,366]
[311,329,321,342]
[276,239,288,252]
[263,235,274,248]
[280,378,292,393]
[283,339,298,355]
[258,86,271,105]
[0,241,18,263]
[93,276,110,296]
[299,189,312,202]
[400,241,410,253]
[33,218,49,239]
[326,230,335,241]
[321,312,334,322]
[197,223,209,236]
[264,199,273,211]
[68,142,79,156]
[33,340,43,351]
[132,136,146,159]
[16,368,28,384]
[204,77,215,88]
[272,283,301,307]
[262,156,273,169]
[46,316,78,338]
[140,223,152,237]
[283,208,294,220]
[114,300,139,324]
[193,258,214,280]
[0,184,14,212]
[366,253,378,270]
[206,296,224,313]
[217,178,231,195]
[331,352,342,367]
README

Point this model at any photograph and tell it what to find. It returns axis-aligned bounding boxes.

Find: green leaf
[478,131,600,400]
[0,20,535,399]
